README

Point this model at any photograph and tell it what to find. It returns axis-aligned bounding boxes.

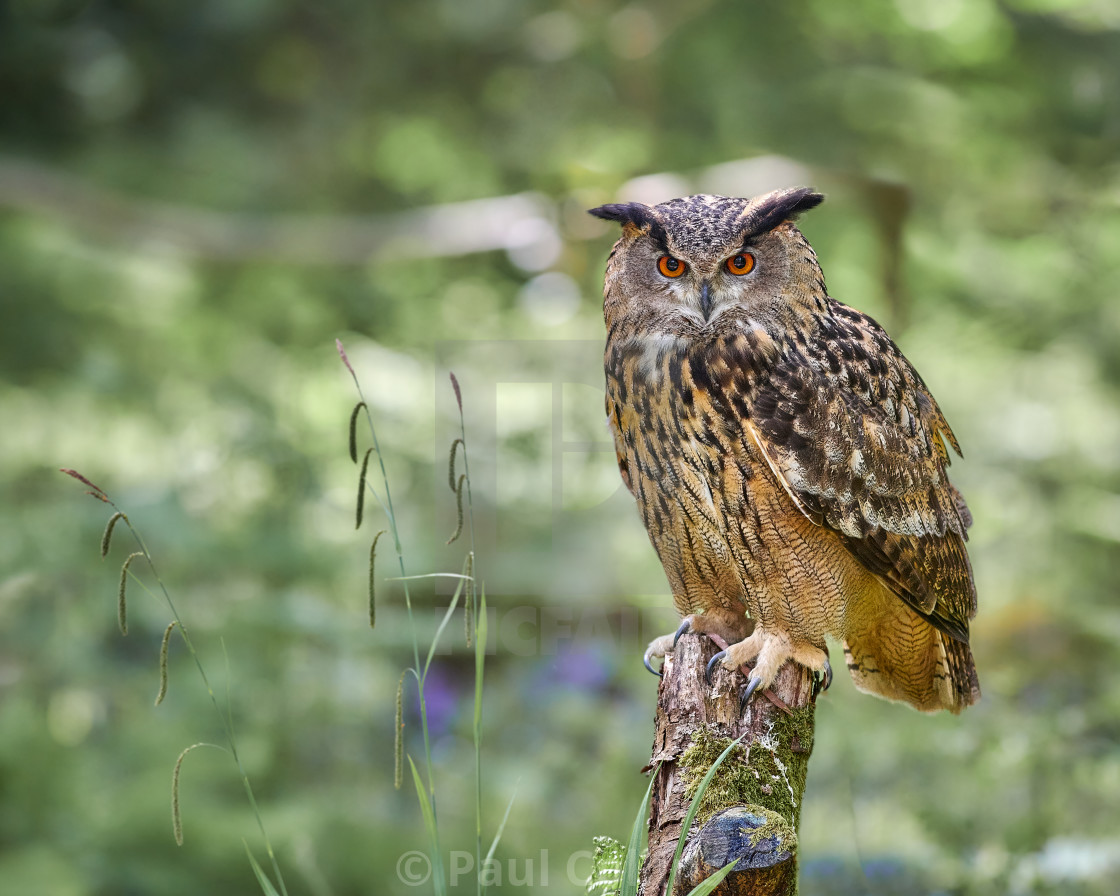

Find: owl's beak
[699,280,713,320]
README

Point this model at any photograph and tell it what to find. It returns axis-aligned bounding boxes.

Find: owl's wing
[743,302,976,640]
[605,392,635,495]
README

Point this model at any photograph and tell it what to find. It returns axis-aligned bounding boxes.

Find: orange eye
[726,252,756,276]
[657,255,687,278]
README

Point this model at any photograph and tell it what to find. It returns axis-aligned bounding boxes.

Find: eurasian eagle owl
[592,188,979,713]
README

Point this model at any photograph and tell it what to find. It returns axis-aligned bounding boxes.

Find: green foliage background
[2,1,1119,893]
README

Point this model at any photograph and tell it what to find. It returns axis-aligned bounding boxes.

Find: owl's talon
[671,618,693,650]
[813,656,833,697]
[705,650,727,685]
[642,645,663,678]
[740,676,763,712]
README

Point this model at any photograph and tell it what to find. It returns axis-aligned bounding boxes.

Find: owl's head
[589,188,825,335]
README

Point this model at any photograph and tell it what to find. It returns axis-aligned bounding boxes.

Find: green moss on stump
[679,707,815,833]
[743,805,796,850]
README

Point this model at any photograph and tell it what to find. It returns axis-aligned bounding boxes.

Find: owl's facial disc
[649,255,744,325]
[595,189,826,336]
[655,247,763,325]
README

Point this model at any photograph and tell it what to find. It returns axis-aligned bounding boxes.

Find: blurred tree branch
[0,156,555,264]
[0,158,907,325]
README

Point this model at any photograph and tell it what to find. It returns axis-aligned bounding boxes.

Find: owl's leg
[706,629,831,708]
[642,610,753,676]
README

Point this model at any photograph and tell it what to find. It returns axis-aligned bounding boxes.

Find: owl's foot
[643,626,685,677]
[701,650,793,715]
[744,648,829,713]
[642,611,753,677]
[705,630,831,710]
[642,635,671,677]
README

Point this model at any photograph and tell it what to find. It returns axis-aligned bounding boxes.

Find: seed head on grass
[356,448,373,530]
[171,743,213,846]
[395,670,407,790]
[463,551,475,648]
[60,468,108,499]
[335,338,355,376]
[64,473,291,895]
[156,621,178,705]
[368,530,387,628]
[448,438,464,492]
[118,552,143,635]
[348,401,366,464]
[101,511,128,558]
[447,474,466,544]
[449,371,462,413]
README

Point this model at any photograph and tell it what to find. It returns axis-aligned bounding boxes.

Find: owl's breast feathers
[606,298,978,672]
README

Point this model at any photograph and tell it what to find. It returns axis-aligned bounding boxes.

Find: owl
[591,188,979,713]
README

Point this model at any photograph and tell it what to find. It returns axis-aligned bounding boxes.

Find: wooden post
[639,633,817,896]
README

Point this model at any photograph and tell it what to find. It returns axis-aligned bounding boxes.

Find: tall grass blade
[422,578,463,679]
[473,586,486,895]
[473,588,486,739]
[244,841,283,896]
[384,573,473,582]
[408,755,446,896]
[682,860,739,895]
[483,781,519,868]
[619,763,660,896]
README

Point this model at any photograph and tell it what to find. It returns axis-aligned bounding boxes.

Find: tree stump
[639,633,817,896]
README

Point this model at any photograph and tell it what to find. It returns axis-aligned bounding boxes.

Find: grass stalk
[339,345,488,895]
[61,469,289,896]
[448,373,485,896]
[339,349,491,895]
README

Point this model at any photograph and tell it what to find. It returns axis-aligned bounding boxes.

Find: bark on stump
[639,632,816,896]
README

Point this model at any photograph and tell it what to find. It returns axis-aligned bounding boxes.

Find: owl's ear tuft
[588,202,669,249]
[587,202,657,227]
[747,188,825,237]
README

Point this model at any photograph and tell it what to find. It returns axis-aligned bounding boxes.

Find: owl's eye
[657,255,687,278]
[726,253,756,276]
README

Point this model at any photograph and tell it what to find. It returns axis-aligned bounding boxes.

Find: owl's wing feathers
[744,302,977,640]
[606,393,635,496]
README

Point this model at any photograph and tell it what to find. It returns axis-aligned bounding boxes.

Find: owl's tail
[940,633,982,711]
[843,585,980,713]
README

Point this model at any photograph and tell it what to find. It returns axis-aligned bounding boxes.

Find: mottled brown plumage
[592,188,979,713]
